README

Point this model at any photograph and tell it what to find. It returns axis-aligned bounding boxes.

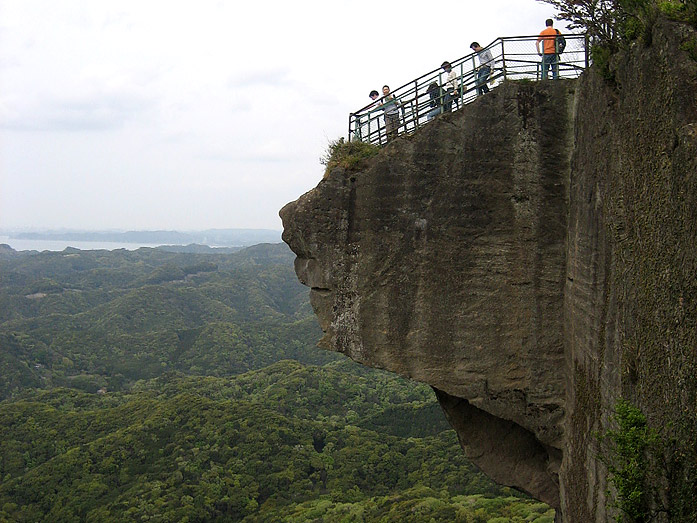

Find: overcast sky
[0,0,559,232]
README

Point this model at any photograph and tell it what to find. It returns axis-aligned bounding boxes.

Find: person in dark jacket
[426,82,443,120]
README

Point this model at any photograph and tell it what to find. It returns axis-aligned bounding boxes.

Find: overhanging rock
[281,80,575,509]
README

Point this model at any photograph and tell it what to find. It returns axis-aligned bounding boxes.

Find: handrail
[348,34,588,146]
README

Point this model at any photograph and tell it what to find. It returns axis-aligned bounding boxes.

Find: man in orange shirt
[536,18,559,80]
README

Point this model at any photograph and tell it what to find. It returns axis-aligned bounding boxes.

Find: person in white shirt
[368,90,380,108]
[441,61,458,112]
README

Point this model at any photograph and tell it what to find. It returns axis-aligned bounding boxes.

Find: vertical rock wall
[563,18,697,521]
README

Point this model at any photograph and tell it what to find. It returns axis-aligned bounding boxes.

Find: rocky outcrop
[281,18,697,521]
[282,79,573,508]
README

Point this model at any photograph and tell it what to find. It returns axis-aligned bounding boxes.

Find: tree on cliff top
[537,0,696,48]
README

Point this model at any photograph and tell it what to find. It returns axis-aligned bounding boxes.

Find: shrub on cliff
[537,0,696,47]
[320,137,379,178]
[599,399,663,522]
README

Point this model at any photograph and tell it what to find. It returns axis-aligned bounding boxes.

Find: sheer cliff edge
[280,18,697,522]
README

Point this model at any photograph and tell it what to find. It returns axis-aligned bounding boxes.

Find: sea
[0,236,165,252]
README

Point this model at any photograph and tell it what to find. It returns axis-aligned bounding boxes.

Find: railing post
[585,34,590,69]
[413,80,419,131]
[501,39,507,81]
[457,62,462,103]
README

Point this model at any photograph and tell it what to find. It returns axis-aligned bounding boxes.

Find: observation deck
[349,34,588,145]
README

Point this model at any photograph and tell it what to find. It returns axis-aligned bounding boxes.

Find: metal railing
[348,34,588,145]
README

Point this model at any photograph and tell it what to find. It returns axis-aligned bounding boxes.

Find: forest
[0,243,555,522]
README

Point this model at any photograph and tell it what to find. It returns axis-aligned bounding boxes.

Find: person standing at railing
[380,85,401,141]
[470,42,494,95]
[441,61,458,112]
[536,18,560,80]
[353,90,381,142]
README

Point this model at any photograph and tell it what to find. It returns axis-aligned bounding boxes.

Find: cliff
[281,18,697,521]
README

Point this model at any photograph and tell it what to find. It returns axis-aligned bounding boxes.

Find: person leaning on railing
[351,90,381,142]
[426,82,444,120]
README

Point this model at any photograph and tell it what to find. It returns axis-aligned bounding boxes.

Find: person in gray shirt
[470,42,493,95]
[380,85,401,141]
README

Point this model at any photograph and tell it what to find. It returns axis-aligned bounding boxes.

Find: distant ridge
[11,228,281,247]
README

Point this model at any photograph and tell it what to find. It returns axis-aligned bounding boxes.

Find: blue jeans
[427,107,442,120]
[476,65,491,95]
[541,54,558,80]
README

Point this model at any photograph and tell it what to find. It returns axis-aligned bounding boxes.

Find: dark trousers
[443,92,456,112]
[384,112,400,141]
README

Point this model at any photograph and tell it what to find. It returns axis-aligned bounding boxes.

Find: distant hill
[0,242,334,397]
[9,228,282,247]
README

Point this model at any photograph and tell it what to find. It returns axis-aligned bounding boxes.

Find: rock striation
[281,18,697,522]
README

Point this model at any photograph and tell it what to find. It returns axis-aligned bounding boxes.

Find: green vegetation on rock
[599,399,662,522]
[320,137,380,178]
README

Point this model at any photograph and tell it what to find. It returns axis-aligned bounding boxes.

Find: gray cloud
[226,68,294,89]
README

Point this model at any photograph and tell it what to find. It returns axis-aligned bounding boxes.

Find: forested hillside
[0,244,336,398]
[0,244,554,522]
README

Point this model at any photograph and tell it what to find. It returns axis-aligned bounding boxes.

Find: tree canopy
[0,245,555,521]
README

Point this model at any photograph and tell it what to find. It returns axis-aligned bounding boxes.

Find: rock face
[281,18,697,522]
[281,79,573,508]
[562,19,697,522]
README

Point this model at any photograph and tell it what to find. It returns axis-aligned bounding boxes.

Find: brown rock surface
[281,17,697,522]
[562,18,697,521]
[281,79,575,508]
